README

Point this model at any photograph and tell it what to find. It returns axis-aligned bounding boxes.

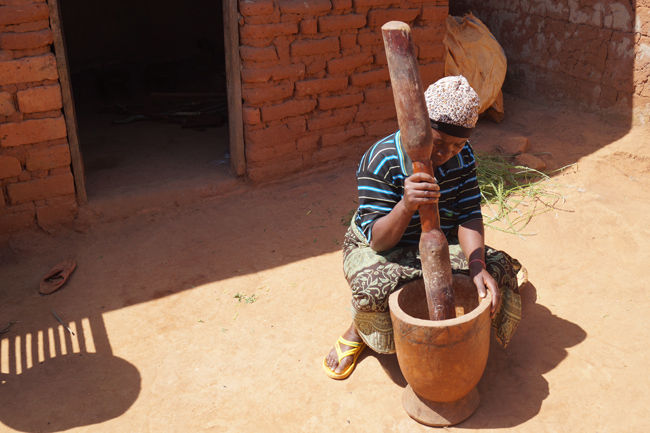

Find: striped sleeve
[456,145,483,225]
[355,136,403,241]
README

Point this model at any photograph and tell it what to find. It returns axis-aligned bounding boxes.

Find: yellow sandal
[322,336,365,380]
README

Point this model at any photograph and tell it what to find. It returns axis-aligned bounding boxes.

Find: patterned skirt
[343,219,524,354]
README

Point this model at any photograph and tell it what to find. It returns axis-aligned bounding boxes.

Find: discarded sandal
[322,336,365,380]
[39,259,76,295]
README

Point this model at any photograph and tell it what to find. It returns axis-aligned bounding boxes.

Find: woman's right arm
[369,172,440,252]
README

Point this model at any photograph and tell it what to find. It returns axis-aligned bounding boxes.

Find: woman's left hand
[471,268,501,317]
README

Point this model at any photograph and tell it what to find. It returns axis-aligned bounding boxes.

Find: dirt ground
[1,95,649,432]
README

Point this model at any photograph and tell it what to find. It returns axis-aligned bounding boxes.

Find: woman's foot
[324,323,364,377]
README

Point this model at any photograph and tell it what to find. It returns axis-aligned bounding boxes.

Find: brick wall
[239,0,448,181]
[0,0,77,233]
[453,0,647,123]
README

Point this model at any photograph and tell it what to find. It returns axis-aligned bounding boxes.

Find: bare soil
[1,95,649,432]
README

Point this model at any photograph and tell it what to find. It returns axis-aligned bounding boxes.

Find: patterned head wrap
[424,75,480,138]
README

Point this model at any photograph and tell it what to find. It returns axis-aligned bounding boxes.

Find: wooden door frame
[223,0,246,176]
[48,0,87,203]
[48,0,246,204]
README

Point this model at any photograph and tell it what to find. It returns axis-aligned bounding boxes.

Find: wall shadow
[0,314,140,432]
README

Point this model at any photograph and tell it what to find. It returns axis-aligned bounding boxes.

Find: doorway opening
[59,0,232,201]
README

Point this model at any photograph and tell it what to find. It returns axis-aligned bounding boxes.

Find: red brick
[297,134,320,152]
[241,63,305,83]
[603,2,634,32]
[350,68,389,87]
[364,86,393,104]
[291,37,339,57]
[262,99,317,122]
[240,46,278,62]
[340,33,357,50]
[0,50,12,61]
[418,43,445,61]
[308,106,357,130]
[0,91,16,116]
[46,167,65,177]
[311,140,361,164]
[0,116,67,147]
[318,14,366,32]
[0,204,35,232]
[0,29,52,50]
[367,8,420,27]
[245,119,305,147]
[412,25,445,44]
[286,116,307,134]
[17,170,30,181]
[421,5,448,24]
[301,18,318,34]
[327,53,372,74]
[0,54,58,85]
[240,22,298,41]
[244,13,282,25]
[598,85,619,109]
[243,82,294,105]
[273,36,292,61]
[12,46,50,59]
[365,118,397,136]
[0,154,21,178]
[321,125,364,147]
[32,168,47,178]
[0,3,49,26]
[332,0,352,10]
[7,172,74,204]
[318,92,363,110]
[279,0,331,14]
[26,143,70,170]
[355,102,396,122]
[295,76,348,96]
[419,62,445,88]
[16,84,62,113]
[353,0,393,7]
[357,31,382,46]
[1,145,25,164]
[374,49,387,65]
[4,19,49,33]
[36,194,77,229]
[239,0,274,16]
[245,126,297,164]
[305,57,327,75]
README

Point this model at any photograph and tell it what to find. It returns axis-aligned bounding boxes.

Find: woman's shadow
[365,281,587,428]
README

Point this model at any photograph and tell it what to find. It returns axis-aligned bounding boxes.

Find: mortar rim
[388,278,492,328]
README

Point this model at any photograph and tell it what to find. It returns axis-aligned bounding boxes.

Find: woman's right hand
[403,172,441,212]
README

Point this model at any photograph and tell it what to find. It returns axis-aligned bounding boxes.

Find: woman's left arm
[458,218,500,315]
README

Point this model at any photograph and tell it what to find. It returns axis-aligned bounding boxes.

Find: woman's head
[424,75,480,165]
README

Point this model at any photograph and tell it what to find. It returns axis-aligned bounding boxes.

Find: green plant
[475,153,572,235]
[234,293,257,304]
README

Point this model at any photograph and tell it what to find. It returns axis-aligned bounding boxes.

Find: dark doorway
[59,0,231,201]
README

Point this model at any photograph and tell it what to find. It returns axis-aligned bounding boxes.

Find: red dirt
[1,95,649,432]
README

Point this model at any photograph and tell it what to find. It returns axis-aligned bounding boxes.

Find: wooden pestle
[381,21,455,320]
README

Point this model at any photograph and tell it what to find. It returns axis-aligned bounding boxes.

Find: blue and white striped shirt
[355,130,482,246]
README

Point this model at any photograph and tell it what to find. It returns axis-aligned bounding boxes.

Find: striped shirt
[355,130,482,246]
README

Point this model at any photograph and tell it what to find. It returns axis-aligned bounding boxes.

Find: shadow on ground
[348,282,586,428]
[462,283,586,428]
[0,315,140,432]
